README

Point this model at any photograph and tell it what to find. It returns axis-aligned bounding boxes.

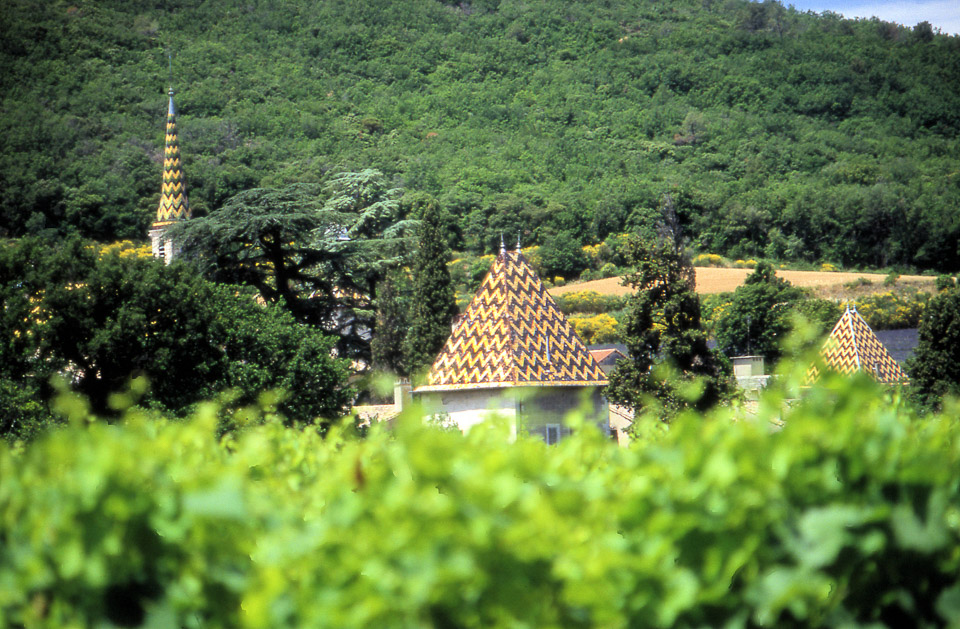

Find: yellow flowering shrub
[582,244,602,263]
[97,240,153,259]
[568,313,619,344]
[520,246,541,269]
[692,253,726,267]
[844,290,930,329]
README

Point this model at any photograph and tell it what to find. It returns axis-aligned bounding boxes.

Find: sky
[783,0,960,36]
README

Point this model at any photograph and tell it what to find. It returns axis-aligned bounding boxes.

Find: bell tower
[149,86,190,263]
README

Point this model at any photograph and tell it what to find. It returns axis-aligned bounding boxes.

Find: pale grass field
[549,267,935,297]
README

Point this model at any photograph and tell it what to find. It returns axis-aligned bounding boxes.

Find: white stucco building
[413,242,609,443]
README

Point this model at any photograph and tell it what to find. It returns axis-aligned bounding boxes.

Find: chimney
[394,379,412,411]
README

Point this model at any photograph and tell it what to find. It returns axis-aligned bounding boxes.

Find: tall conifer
[406,196,459,375]
[371,270,410,377]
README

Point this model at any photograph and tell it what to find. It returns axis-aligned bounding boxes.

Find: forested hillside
[2,0,959,270]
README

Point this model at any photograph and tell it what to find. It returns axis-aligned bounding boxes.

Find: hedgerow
[2,372,960,627]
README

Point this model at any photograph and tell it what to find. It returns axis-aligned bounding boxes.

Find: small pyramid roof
[809,306,909,385]
[154,88,190,226]
[415,249,608,392]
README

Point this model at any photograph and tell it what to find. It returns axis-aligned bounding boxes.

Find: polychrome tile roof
[809,306,908,385]
[155,88,190,225]
[416,249,608,392]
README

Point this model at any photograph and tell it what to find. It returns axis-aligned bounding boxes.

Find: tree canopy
[0,237,353,438]
[906,286,960,411]
[606,230,729,419]
[713,261,806,362]
[170,170,417,362]
[1,0,959,270]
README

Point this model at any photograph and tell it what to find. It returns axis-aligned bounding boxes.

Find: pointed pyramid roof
[153,88,190,227]
[809,306,909,385]
[415,248,608,392]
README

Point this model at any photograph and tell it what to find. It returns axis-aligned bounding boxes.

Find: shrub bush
[844,277,873,289]
[691,253,726,267]
[568,312,620,343]
[598,262,619,278]
[936,275,956,292]
[3,371,960,627]
[846,290,931,329]
[553,290,629,314]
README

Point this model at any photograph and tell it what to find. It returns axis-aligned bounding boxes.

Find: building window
[545,423,561,445]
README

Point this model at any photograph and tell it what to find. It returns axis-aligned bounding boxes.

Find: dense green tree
[2,0,959,271]
[370,269,411,377]
[792,298,844,336]
[713,262,805,363]
[170,171,417,361]
[0,237,353,433]
[538,230,589,281]
[406,195,459,375]
[0,378,51,443]
[607,233,729,420]
[906,287,960,411]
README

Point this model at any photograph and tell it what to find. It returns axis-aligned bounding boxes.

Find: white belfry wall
[149,227,175,265]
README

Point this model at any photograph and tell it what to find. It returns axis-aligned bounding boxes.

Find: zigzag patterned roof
[809,306,908,385]
[416,248,608,392]
[154,88,190,226]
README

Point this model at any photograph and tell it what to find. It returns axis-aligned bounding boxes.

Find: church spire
[156,86,189,224]
[150,84,190,264]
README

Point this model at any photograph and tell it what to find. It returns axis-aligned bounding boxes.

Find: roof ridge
[847,309,861,370]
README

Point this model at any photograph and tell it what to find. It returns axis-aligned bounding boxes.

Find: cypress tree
[406,196,459,375]
[371,270,410,377]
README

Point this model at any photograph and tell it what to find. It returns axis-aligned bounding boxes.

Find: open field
[549,268,935,297]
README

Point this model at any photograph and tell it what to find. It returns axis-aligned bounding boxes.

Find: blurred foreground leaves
[2,368,959,627]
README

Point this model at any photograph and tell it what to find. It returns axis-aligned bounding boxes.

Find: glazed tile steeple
[157,87,189,222]
[150,87,189,263]
[416,245,608,392]
[808,305,909,385]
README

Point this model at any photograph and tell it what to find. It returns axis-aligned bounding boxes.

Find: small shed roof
[589,348,626,364]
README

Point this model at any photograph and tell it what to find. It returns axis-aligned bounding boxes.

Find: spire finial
[166,51,176,115]
[499,233,506,256]
[516,231,521,252]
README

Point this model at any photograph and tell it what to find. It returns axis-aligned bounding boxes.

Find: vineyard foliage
[1,0,959,270]
[3,369,960,627]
